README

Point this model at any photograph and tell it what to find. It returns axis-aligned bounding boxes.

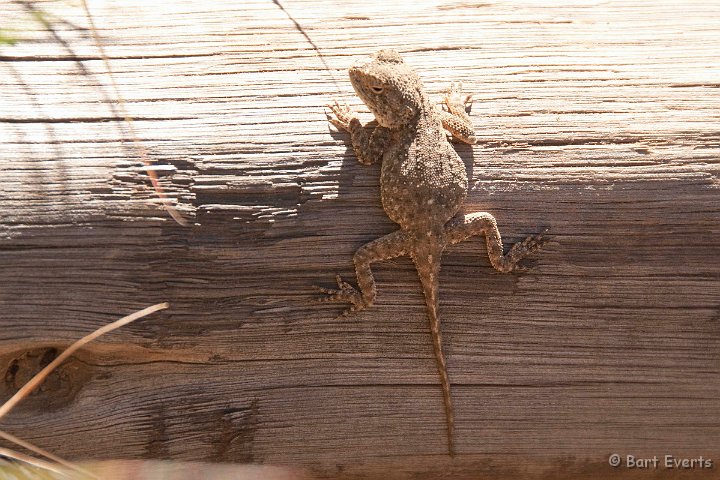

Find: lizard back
[380,114,468,232]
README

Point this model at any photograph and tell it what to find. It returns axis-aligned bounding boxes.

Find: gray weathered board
[1,0,719,478]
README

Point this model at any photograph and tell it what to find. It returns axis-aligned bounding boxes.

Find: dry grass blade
[80,0,190,227]
[0,303,169,479]
[0,446,71,478]
[0,302,169,420]
[0,430,97,479]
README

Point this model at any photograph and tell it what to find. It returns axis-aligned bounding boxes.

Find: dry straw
[0,303,170,478]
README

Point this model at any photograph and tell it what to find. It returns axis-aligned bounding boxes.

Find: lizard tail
[412,245,455,457]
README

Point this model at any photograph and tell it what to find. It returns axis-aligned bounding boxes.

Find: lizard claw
[326,100,357,132]
[314,274,366,316]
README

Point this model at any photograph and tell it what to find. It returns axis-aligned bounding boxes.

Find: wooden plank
[1,0,719,478]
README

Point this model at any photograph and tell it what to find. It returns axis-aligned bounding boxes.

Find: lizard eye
[370,85,384,94]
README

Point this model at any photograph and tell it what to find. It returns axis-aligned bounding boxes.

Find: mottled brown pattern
[321,50,546,455]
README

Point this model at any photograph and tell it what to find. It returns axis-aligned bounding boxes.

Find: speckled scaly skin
[321,50,545,456]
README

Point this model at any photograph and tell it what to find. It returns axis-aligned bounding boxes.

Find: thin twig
[80,0,190,227]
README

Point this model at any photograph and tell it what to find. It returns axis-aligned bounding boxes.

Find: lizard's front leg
[438,82,476,145]
[317,230,412,316]
[327,100,391,165]
[445,212,546,273]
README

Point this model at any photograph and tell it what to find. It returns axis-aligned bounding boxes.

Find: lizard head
[348,49,426,129]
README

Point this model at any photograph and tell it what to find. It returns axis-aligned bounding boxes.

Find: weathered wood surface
[1,0,719,478]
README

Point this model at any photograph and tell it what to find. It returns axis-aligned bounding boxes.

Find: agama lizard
[321,49,545,456]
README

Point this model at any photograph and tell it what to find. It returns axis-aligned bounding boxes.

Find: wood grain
[1,0,719,478]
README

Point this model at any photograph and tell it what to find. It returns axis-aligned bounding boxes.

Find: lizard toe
[505,228,549,270]
[315,277,365,311]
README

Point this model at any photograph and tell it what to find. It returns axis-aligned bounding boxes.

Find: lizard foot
[314,274,366,316]
[326,100,358,132]
[506,228,549,272]
[443,81,473,113]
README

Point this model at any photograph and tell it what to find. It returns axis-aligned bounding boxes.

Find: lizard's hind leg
[317,230,412,316]
[444,212,546,273]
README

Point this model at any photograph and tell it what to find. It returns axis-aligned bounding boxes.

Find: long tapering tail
[412,244,455,456]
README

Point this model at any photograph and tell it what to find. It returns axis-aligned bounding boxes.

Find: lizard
[320,49,546,456]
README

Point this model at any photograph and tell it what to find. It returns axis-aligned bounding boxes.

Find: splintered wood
[0,1,718,479]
